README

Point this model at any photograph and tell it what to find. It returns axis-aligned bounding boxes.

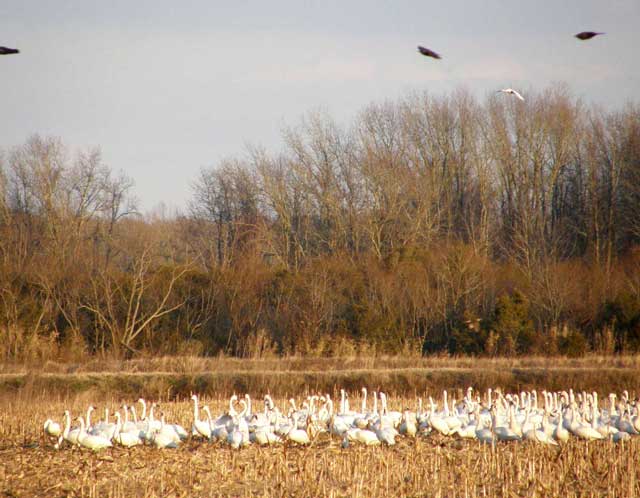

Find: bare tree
[82,246,191,356]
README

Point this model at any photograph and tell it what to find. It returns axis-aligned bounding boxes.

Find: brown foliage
[1,86,640,360]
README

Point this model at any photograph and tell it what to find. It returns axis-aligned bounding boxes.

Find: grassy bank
[2,355,639,399]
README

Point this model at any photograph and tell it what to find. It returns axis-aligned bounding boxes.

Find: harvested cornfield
[1,390,639,497]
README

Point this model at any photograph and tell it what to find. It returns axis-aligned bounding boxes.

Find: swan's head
[138,398,145,404]
[191,394,198,402]
[230,394,238,402]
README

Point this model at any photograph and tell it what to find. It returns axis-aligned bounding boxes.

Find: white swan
[346,428,380,445]
[286,416,310,445]
[150,413,180,449]
[44,418,61,438]
[428,397,453,436]
[378,393,402,427]
[119,404,138,433]
[191,394,212,439]
[77,416,113,450]
[399,409,417,437]
[498,88,525,101]
[56,411,82,448]
[553,415,570,443]
[370,414,397,445]
[113,412,141,448]
[148,405,185,443]
[475,417,495,445]
[89,407,117,440]
[569,405,604,440]
[203,406,229,442]
[227,401,251,449]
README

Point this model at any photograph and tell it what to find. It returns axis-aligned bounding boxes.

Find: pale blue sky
[1,0,638,212]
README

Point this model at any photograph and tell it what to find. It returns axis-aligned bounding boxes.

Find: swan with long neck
[90,407,117,439]
[150,413,179,448]
[191,394,211,439]
[77,416,113,450]
[44,418,61,438]
[399,409,417,437]
[113,412,141,447]
[227,400,250,448]
[56,410,82,448]
[286,415,310,445]
[120,404,137,433]
[150,404,187,442]
[85,406,95,431]
[138,398,148,421]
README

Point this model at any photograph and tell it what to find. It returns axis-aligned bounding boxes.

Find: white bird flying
[497,88,525,101]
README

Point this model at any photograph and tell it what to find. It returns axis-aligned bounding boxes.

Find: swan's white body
[57,411,82,448]
[77,416,113,450]
[150,414,180,448]
[113,412,142,448]
[191,394,212,439]
[44,419,61,437]
[286,417,310,445]
[498,88,525,101]
[346,428,380,445]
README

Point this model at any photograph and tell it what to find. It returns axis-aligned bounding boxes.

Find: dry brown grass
[1,389,640,497]
[2,355,640,399]
[5,354,640,375]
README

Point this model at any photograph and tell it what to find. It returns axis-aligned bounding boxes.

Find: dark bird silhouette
[0,46,20,55]
[417,45,441,60]
[575,31,604,40]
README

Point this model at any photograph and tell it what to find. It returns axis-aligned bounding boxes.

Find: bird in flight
[417,46,441,60]
[0,46,20,55]
[575,31,604,41]
[497,88,525,101]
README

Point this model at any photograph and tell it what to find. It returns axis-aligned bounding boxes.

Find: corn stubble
[1,394,638,497]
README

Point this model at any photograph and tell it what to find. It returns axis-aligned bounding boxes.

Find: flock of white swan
[42,388,640,451]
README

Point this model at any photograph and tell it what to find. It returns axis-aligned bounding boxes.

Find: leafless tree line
[1,84,639,360]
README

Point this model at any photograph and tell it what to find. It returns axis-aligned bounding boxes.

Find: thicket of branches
[1,84,639,360]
